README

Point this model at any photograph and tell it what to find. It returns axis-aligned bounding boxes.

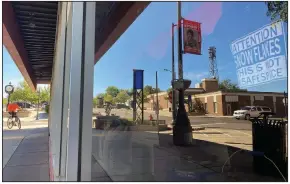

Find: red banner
[183,19,202,55]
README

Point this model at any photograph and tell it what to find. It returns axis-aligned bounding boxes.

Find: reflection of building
[148,78,287,117]
[144,92,170,110]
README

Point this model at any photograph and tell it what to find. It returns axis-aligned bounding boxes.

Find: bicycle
[7,113,21,130]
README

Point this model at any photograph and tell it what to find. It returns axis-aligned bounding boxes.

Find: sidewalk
[3,127,49,181]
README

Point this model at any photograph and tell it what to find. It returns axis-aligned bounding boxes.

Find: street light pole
[172,23,177,125]
[156,71,159,125]
[173,1,192,146]
[36,90,40,120]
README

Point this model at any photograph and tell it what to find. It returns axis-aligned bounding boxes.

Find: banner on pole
[230,21,287,88]
[133,69,144,90]
[183,19,202,55]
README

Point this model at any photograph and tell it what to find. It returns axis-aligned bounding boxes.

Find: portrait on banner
[183,19,202,55]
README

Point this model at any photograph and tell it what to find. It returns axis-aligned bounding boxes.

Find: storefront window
[91,1,288,182]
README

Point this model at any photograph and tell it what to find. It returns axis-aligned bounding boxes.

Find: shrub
[45,105,49,114]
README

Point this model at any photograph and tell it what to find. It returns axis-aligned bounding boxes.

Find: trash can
[251,116,288,179]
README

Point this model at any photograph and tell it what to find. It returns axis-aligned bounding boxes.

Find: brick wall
[144,93,169,110]
[216,95,224,116]
[207,96,214,114]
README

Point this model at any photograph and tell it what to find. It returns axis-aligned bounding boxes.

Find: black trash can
[251,115,288,179]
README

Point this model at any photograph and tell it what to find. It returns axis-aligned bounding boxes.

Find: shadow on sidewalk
[157,133,285,182]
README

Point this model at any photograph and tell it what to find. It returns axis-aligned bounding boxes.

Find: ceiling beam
[94,2,150,63]
[3,1,37,91]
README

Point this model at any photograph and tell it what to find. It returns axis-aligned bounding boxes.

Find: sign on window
[230,21,287,88]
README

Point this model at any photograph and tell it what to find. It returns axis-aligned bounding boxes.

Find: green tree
[39,86,50,103]
[218,79,247,92]
[104,94,114,104]
[266,2,288,23]
[96,93,105,99]
[93,97,97,107]
[106,86,119,98]
[10,81,38,104]
[3,98,8,107]
[115,90,130,104]
[143,85,162,95]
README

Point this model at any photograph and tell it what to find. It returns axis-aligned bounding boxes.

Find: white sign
[231,21,287,88]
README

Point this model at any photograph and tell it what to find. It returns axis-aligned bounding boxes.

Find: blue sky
[3,2,288,97]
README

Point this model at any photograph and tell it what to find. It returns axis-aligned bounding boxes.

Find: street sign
[173,79,191,90]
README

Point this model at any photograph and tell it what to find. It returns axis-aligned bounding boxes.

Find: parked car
[233,106,272,120]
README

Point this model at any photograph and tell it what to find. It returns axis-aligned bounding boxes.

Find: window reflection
[91,1,287,182]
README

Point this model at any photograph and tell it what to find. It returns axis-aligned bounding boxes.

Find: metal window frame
[49,2,68,180]
[66,2,95,181]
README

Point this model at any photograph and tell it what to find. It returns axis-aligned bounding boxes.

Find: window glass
[90,1,288,182]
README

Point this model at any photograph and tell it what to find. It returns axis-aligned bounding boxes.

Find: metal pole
[177,2,183,80]
[173,1,192,146]
[36,90,40,120]
[284,91,287,118]
[133,70,136,122]
[172,23,176,125]
[142,71,144,124]
[7,94,10,110]
[156,71,159,125]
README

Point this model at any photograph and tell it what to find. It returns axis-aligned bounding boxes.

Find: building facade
[147,78,287,117]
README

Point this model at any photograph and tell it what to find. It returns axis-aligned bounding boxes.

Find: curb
[167,125,205,131]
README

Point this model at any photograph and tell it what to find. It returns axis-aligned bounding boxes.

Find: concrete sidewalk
[3,127,49,181]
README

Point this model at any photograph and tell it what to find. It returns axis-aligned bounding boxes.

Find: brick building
[145,78,287,117]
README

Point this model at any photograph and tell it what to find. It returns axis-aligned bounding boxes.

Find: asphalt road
[93,108,252,131]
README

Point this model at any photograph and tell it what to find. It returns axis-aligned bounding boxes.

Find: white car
[233,106,272,120]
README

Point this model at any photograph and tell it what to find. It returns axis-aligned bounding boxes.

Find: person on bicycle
[7,103,21,118]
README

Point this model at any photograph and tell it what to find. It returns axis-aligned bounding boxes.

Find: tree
[39,86,50,103]
[218,79,247,92]
[96,93,105,99]
[104,94,114,104]
[115,90,130,104]
[105,86,119,98]
[10,81,38,104]
[265,2,288,23]
[3,98,8,107]
[143,85,162,95]
[93,97,97,107]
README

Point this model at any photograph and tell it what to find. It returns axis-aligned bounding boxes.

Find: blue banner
[133,70,144,89]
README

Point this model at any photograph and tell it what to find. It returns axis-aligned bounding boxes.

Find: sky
[3,2,288,97]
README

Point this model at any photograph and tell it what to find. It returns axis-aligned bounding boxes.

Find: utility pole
[173,1,192,146]
[156,71,159,125]
[172,23,177,125]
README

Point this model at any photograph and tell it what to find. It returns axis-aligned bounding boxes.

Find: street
[93,108,252,130]
[93,108,253,150]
